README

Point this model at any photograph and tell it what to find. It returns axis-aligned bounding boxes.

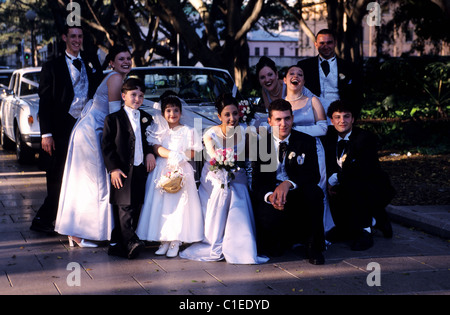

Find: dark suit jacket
[38,53,103,140]
[102,108,154,205]
[252,129,321,203]
[324,126,395,208]
[297,55,363,115]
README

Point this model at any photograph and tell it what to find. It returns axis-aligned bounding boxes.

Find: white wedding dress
[136,118,204,243]
[179,126,269,264]
[55,71,120,241]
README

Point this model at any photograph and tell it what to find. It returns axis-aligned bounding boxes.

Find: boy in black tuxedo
[324,100,395,251]
[102,78,156,259]
[252,99,325,265]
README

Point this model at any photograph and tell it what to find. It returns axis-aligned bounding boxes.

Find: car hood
[20,94,40,107]
[141,100,219,129]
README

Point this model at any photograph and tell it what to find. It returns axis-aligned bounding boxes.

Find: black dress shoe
[374,220,393,238]
[107,244,127,258]
[351,230,373,251]
[325,226,349,243]
[307,249,325,265]
[128,240,145,259]
[30,219,55,235]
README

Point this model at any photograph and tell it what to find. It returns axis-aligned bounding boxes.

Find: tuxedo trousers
[329,182,381,235]
[35,115,76,225]
[254,184,325,255]
[110,164,147,248]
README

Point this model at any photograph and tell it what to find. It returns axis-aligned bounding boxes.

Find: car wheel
[15,127,35,164]
[0,119,15,150]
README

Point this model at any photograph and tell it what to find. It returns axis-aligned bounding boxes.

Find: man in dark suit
[30,25,103,233]
[297,29,363,120]
[252,99,325,265]
[102,78,155,259]
[324,100,395,251]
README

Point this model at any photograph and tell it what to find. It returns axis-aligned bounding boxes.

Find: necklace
[286,93,303,102]
[268,82,282,98]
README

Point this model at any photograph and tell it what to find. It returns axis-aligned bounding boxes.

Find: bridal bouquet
[238,100,256,124]
[208,148,239,188]
[155,166,185,193]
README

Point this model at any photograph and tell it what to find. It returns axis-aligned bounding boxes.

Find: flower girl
[136,96,203,257]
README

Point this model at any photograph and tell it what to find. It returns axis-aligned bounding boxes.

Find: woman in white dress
[55,46,132,247]
[179,93,269,264]
[284,65,335,234]
[136,96,204,257]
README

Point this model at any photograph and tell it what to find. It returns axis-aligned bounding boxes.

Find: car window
[20,72,40,96]
[127,68,237,105]
[0,72,13,88]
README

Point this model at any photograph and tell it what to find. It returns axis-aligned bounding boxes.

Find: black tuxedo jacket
[38,53,103,139]
[252,129,321,203]
[102,108,154,205]
[102,108,154,175]
[324,126,395,207]
[297,55,363,114]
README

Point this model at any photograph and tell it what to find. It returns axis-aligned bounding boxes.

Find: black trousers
[110,164,147,249]
[254,184,325,255]
[34,116,76,226]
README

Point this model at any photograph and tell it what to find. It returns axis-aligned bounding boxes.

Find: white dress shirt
[124,106,144,166]
[264,134,297,203]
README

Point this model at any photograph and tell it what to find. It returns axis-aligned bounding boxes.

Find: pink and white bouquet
[208,148,239,188]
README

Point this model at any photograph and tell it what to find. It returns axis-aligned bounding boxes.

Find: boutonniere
[339,73,346,80]
[142,117,148,124]
[340,153,347,163]
[296,153,305,165]
[288,152,296,160]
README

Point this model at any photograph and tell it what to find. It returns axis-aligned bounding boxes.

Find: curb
[386,204,450,239]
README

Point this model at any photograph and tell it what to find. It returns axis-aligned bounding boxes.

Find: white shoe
[166,241,181,258]
[155,242,170,255]
[68,236,98,248]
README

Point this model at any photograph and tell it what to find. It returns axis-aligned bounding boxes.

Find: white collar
[65,50,81,60]
[319,56,336,64]
[338,130,352,142]
[273,133,291,146]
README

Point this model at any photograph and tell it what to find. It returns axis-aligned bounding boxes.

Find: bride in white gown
[179,93,269,264]
[55,46,132,246]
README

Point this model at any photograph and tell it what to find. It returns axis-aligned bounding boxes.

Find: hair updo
[215,93,239,115]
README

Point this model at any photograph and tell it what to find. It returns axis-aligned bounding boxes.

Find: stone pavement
[0,148,449,299]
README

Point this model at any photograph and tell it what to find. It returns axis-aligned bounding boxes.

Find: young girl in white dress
[179,93,269,264]
[136,96,203,257]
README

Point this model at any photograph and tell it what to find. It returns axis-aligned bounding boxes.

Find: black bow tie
[337,139,348,158]
[278,141,287,163]
[321,60,330,76]
[67,53,82,71]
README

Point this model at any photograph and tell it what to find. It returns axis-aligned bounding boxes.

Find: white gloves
[168,150,187,166]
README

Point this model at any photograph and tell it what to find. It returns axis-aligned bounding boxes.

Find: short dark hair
[161,96,182,114]
[327,100,354,118]
[215,93,238,115]
[315,29,336,41]
[122,78,146,93]
[268,99,292,118]
[63,25,83,36]
[105,45,131,65]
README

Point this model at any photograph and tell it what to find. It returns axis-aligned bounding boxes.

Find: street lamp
[25,9,37,67]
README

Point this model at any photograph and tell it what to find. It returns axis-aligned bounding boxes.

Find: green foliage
[362,57,450,120]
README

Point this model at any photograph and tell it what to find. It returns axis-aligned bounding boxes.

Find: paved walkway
[0,148,449,298]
